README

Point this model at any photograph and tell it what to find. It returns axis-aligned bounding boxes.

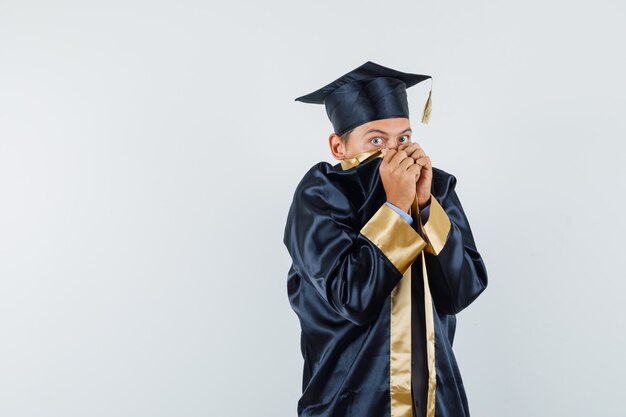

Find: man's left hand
[398,142,432,210]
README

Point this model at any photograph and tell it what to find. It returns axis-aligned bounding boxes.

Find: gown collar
[340,149,384,170]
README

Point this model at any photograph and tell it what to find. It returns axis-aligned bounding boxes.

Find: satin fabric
[283,154,488,417]
[323,77,411,136]
[345,149,436,417]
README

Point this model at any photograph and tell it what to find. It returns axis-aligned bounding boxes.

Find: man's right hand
[379,148,421,213]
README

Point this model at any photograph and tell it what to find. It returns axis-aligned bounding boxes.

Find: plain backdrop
[1,1,625,416]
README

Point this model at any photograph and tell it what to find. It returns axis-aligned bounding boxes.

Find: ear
[328,133,347,160]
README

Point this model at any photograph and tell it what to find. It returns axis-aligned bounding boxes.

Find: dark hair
[339,127,355,145]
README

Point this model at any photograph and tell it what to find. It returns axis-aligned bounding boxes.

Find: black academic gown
[283,149,488,417]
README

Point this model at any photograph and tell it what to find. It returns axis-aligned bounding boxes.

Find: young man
[283,61,488,417]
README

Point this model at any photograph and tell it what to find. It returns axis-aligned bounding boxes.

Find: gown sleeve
[419,173,489,315]
[283,165,428,326]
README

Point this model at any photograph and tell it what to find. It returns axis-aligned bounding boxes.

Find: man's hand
[379,148,421,213]
[398,142,432,210]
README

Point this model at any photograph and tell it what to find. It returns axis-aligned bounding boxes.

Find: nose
[385,139,401,150]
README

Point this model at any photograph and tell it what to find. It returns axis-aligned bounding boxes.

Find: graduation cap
[295,61,433,136]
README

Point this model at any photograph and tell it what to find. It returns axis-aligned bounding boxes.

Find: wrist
[387,200,411,213]
[418,195,431,210]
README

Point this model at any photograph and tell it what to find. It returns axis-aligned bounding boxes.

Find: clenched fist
[379,148,421,213]
[398,142,432,209]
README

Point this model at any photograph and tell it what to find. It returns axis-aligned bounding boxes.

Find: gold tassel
[421,83,433,124]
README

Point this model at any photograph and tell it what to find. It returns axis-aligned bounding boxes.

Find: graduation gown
[283,149,488,417]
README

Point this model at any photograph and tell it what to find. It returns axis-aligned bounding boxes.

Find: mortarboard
[294,61,433,136]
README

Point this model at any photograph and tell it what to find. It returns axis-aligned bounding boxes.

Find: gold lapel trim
[339,149,384,170]
[412,197,437,417]
[389,264,413,417]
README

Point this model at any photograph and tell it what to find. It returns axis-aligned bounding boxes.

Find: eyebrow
[362,127,412,137]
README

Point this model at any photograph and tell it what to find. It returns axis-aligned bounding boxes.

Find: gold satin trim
[360,203,427,275]
[340,149,383,170]
[342,150,438,417]
[422,194,451,256]
[421,248,437,416]
[412,197,437,417]
[389,264,413,417]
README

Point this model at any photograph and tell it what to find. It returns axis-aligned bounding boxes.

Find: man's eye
[399,135,411,143]
[370,137,384,146]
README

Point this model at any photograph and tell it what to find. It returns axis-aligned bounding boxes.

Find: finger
[380,148,396,164]
[407,147,425,160]
[399,156,415,171]
[390,149,409,166]
[407,164,421,177]
[398,143,414,151]
[415,155,431,169]
[399,143,418,157]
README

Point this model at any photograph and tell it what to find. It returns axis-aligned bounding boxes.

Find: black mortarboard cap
[295,61,433,135]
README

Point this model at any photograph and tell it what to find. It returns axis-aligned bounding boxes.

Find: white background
[1,1,625,416]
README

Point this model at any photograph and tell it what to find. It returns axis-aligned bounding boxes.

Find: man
[283,61,488,417]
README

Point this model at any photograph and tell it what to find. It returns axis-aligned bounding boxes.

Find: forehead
[354,117,411,135]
